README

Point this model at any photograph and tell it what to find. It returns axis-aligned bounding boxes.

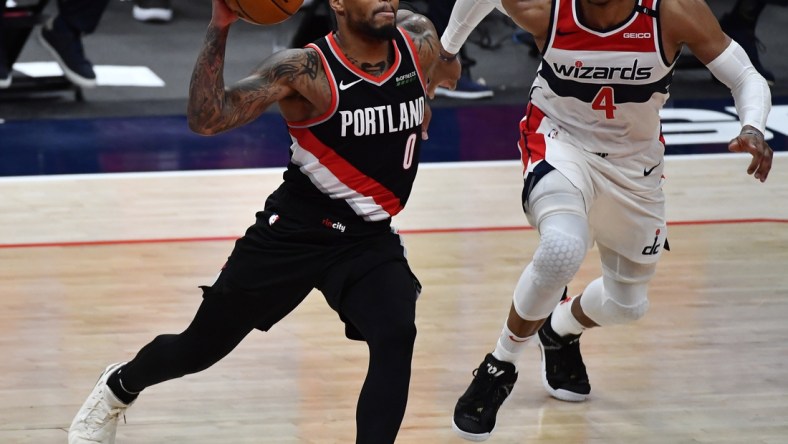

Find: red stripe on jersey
[519,103,547,171]
[552,0,656,53]
[289,127,404,216]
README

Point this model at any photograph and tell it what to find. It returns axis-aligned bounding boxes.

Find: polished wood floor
[1,154,787,443]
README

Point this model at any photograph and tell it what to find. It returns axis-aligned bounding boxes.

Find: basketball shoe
[434,75,493,100]
[69,362,132,444]
[133,0,173,23]
[0,48,11,89]
[452,353,518,441]
[38,17,97,88]
[538,313,590,402]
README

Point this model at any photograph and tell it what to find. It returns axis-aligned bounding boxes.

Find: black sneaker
[537,312,590,402]
[133,0,173,23]
[452,353,518,441]
[37,17,97,88]
[719,14,775,85]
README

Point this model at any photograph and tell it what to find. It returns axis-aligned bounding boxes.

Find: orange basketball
[225,0,304,25]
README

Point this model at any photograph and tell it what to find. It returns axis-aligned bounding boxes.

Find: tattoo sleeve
[187,27,322,135]
[187,23,232,135]
[400,14,439,65]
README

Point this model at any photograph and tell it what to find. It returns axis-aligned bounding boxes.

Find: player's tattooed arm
[399,13,440,66]
[399,12,461,97]
[188,29,320,135]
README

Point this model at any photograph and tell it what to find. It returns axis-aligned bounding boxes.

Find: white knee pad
[579,277,650,326]
[525,169,586,228]
[512,214,589,320]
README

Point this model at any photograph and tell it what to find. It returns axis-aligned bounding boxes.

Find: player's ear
[328,0,344,16]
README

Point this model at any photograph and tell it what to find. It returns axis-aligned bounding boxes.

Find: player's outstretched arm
[662,0,773,182]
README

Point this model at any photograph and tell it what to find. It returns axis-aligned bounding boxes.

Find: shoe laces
[554,341,588,380]
[82,389,127,430]
[469,366,513,400]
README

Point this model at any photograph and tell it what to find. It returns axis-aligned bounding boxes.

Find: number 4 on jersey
[592,86,617,119]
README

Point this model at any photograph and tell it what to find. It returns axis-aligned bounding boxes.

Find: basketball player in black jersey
[67,0,460,443]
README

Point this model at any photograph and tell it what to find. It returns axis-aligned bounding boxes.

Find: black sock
[106,366,140,405]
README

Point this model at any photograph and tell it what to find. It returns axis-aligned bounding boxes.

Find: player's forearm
[188,23,232,135]
[440,0,499,54]
[706,40,771,133]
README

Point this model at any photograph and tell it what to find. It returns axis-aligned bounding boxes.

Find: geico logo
[623,32,651,39]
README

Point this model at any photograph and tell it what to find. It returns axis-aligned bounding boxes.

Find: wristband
[439,50,458,63]
[741,129,764,139]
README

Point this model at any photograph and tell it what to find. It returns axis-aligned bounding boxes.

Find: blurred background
[0,0,786,175]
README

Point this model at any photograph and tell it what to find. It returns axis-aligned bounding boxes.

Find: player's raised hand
[728,126,773,183]
[212,0,239,27]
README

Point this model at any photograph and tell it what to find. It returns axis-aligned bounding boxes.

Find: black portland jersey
[283,29,427,222]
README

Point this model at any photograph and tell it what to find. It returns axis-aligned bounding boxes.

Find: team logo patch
[396,71,417,86]
[322,218,346,233]
[268,214,279,226]
[642,228,663,255]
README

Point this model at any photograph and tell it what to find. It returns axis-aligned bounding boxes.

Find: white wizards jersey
[530,0,676,157]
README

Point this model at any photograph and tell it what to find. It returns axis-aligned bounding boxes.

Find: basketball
[225,0,304,25]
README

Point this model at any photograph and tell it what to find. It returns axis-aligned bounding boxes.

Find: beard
[345,9,398,41]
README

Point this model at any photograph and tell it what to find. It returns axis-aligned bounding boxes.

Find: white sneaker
[69,362,132,444]
[0,65,11,89]
[132,0,173,22]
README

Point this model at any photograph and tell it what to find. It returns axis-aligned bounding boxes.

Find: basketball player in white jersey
[436,0,774,440]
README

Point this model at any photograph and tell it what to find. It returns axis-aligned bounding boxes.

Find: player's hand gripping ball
[225,0,304,25]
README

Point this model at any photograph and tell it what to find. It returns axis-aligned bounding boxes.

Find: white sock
[492,322,533,365]
[550,296,586,337]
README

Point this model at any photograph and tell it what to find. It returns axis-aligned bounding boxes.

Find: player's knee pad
[525,169,586,229]
[532,223,587,288]
[512,216,588,319]
[580,277,650,326]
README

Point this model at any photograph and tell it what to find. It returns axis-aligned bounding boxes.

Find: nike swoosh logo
[644,161,661,176]
[339,79,363,90]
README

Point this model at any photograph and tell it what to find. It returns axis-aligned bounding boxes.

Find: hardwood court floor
[1,155,787,443]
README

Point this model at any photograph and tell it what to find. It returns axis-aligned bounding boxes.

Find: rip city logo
[322,218,346,233]
[641,228,663,255]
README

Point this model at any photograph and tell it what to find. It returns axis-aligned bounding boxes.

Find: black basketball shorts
[199,199,421,338]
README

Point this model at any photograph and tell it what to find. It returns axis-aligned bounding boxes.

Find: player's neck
[577,0,637,30]
[333,31,393,77]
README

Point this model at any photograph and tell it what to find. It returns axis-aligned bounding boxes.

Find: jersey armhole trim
[286,41,339,129]
[399,28,428,94]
